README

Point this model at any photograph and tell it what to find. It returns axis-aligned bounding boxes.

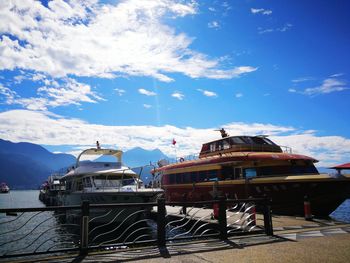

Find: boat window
[217,140,223,150]
[93,178,105,188]
[201,144,209,153]
[183,173,191,183]
[75,179,83,191]
[198,171,207,182]
[252,137,267,145]
[230,137,245,144]
[234,168,242,179]
[262,138,275,145]
[83,177,92,188]
[169,174,176,184]
[223,139,230,149]
[259,164,318,177]
[222,166,234,180]
[244,168,257,179]
[291,164,318,174]
[241,137,254,144]
[175,173,182,184]
[191,172,197,183]
[208,170,218,181]
[210,143,216,152]
[121,178,135,186]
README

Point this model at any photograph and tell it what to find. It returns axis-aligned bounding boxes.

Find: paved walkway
[10,232,350,263]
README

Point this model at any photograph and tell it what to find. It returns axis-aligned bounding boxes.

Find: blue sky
[0,0,349,167]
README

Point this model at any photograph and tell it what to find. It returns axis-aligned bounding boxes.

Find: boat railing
[156,154,200,167]
[0,197,273,259]
[161,144,293,166]
[279,145,293,154]
[200,143,293,157]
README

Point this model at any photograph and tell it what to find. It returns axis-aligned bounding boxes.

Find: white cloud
[251,8,272,15]
[0,109,349,166]
[235,93,243,98]
[38,78,103,106]
[199,66,257,79]
[197,89,217,97]
[171,92,184,100]
[143,104,152,108]
[290,78,348,96]
[279,23,293,32]
[222,2,232,12]
[208,21,220,29]
[0,0,256,82]
[258,23,292,34]
[330,73,344,78]
[303,78,348,95]
[272,134,350,167]
[0,77,102,111]
[0,84,16,103]
[292,77,315,83]
[115,88,126,96]
[138,88,156,96]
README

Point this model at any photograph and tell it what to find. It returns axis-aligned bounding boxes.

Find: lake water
[0,190,44,209]
[0,190,79,256]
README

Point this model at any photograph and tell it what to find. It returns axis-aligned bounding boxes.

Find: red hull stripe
[157,152,316,172]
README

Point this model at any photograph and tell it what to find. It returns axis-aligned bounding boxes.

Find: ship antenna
[214,128,229,138]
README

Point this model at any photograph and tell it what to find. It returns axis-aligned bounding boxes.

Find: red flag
[172,138,176,145]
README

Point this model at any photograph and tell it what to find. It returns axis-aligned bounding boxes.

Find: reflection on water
[0,211,80,255]
[0,191,79,255]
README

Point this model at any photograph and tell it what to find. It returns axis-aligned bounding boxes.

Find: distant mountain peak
[123,147,168,168]
[0,138,76,189]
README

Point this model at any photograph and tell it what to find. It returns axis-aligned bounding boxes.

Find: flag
[172,138,176,145]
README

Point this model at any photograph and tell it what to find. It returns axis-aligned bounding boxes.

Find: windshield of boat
[91,175,136,188]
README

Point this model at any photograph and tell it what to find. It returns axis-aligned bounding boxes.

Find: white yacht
[0,182,10,193]
[60,145,163,223]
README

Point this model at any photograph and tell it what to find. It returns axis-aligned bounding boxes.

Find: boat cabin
[199,135,283,158]
[64,173,139,192]
[62,148,141,193]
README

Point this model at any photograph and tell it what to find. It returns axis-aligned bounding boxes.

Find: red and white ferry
[153,130,350,217]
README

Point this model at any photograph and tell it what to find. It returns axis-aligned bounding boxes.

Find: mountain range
[0,139,168,189]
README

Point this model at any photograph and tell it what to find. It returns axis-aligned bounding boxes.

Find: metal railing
[0,198,273,259]
[200,144,291,157]
[161,144,293,165]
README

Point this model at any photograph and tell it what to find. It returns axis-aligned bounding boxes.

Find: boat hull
[61,191,162,224]
[0,186,10,193]
[162,175,350,217]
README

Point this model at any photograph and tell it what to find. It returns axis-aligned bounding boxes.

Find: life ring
[179,157,185,162]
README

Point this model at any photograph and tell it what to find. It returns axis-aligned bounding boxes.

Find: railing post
[157,198,166,247]
[80,200,90,255]
[218,197,227,240]
[263,198,273,236]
